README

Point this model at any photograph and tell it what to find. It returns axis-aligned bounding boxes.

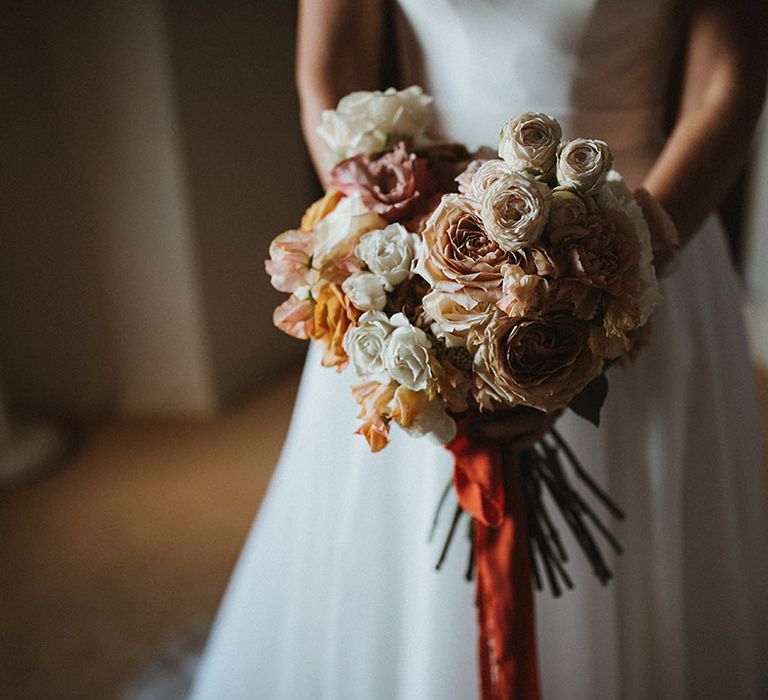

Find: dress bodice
[394,0,683,182]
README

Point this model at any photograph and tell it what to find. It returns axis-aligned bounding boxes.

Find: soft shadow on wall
[0,0,316,420]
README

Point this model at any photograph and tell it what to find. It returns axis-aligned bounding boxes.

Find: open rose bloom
[266,88,660,452]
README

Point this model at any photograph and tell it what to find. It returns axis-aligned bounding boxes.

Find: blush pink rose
[265,229,315,293]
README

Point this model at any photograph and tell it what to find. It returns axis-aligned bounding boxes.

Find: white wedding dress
[189,1,768,698]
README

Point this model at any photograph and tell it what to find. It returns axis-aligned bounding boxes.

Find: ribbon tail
[447,424,540,700]
[474,461,541,700]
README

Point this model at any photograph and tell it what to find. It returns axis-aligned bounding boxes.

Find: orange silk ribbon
[447,417,541,700]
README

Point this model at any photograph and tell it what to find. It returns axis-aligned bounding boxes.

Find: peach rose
[272,293,314,340]
[415,194,517,307]
[422,290,495,348]
[311,283,360,369]
[300,189,344,232]
[473,310,601,412]
[496,264,549,318]
[312,193,388,279]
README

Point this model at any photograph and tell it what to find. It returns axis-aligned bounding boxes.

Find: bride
[190,0,768,698]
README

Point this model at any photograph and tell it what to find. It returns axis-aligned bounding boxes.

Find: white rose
[318,86,435,163]
[384,313,433,391]
[342,271,388,311]
[498,113,562,177]
[342,310,394,378]
[422,290,494,348]
[556,138,613,194]
[480,173,551,252]
[313,193,387,271]
[355,223,419,290]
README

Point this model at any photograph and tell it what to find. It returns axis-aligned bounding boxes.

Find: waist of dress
[553,105,667,155]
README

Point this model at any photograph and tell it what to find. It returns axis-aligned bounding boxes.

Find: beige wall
[0,1,312,417]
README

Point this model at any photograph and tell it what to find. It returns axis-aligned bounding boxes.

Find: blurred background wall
[0,0,313,419]
[746,114,768,370]
[1,0,767,423]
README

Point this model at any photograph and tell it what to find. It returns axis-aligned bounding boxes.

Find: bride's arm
[642,0,767,245]
[296,0,386,181]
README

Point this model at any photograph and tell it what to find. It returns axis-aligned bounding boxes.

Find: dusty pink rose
[329,141,432,222]
[273,294,315,340]
[265,229,314,293]
[549,210,641,296]
[415,194,519,307]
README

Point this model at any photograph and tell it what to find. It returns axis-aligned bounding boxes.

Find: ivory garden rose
[556,138,613,194]
[498,113,562,178]
[318,86,434,163]
[415,194,515,307]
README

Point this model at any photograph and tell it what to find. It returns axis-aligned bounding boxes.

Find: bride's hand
[634,186,681,277]
[473,405,562,452]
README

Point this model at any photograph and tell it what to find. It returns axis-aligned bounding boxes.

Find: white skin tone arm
[295,0,767,446]
[642,0,768,244]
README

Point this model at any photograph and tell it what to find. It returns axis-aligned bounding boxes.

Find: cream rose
[317,86,435,163]
[355,223,419,291]
[422,290,494,348]
[384,313,433,391]
[342,310,394,378]
[473,310,601,412]
[556,138,613,194]
[342,271,387,311]
[498,113,562,177]
[313,193,388,273]
[548,188,589,228]
[480,173,551,252]
[463,159,514,203]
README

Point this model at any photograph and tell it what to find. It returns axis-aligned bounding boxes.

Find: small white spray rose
[342,311,394,378]
[342,271,388,311]
[355,224,419,290]
[384,313,433,391]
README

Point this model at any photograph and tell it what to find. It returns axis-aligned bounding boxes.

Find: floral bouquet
[266,86,662,700]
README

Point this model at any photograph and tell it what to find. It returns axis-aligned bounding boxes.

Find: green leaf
[568,372,609,427]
